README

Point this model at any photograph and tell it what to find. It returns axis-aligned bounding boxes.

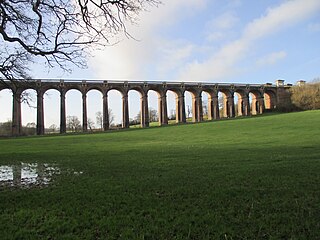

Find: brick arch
[201,89,219,120]
[264,90,277,110]
[249,90,264,115]
[146,89,161,126]
[86,86,104,95]
[217,88,234,118]
[233,89,248,117]
[43,88,61,133]
[128,86,144,97]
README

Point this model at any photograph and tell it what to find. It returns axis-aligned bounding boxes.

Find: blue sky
[1,0,320,127]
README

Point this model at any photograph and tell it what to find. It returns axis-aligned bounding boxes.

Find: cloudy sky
[1,0,320,127]
[40,0,320,84]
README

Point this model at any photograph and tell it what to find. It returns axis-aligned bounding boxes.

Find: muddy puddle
[0,163,82,188]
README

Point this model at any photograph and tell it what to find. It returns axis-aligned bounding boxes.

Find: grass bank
[0,111,319,239]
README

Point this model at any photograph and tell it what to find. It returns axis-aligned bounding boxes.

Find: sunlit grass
[0,111,319,239]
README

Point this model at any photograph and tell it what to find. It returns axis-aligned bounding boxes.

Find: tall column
[213,95,220,120]
[251,95,258,115]
[36,90,45,135]
[223,97,228,118]
[196,94,203,122]
[228,94,235,118]
[60,91,66,133]
[158,92,168,125]
[178,93,186,123]
[243,95,250,116]
[103,92,109,131]
[82,92,88,132]
[175,96,180,123]
[141,93,149,128]
[12,90,22,136]
[122,92,129,128]
[158,95,162,126]
[237,97,243,116]
[207,95,213,121]
[258,96,265,114]
[192,95,197,122]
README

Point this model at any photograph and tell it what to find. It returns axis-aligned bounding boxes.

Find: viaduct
[0,79,294,136]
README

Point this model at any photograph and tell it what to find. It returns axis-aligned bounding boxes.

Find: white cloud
[89,0,208,80]
[243,0,320,41]
[256,51,287,66]
[179,0,320,82]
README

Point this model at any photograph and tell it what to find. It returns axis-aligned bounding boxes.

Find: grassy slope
[0,111,319,239]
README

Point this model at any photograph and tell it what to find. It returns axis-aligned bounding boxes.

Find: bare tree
[134,111,141,124]
[96,111,103,130]
[149,108,158,122]
[134,107,158,123]
[67,116,81,132]
[0,0,160,81]
[186,105,191,118]
[169,109,176,120]
[202,100,208,117]
[87,118,95,132]
[96,109,114,129]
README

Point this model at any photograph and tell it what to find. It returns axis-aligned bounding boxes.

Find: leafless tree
[149,108,158,122]
[134,112,141,124]
[0,0,160,82]
[186,105,191,118]
[67,115,81,132]
[169,109,176,120]
[202,100,208,116]
[134,107,158,123]
[96,111,103,130]
[87,118,95,131]
[96,108,114,129]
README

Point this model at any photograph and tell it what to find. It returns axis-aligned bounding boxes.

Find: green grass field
[0,111,320,239]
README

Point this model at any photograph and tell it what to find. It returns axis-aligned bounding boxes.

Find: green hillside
[0,111,319,239]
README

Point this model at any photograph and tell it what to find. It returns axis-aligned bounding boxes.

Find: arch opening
[234,91,247,117]
[0,89,13,136]
[218,91,229,118]
[65,89,82,132]
[128,89,142,128]
[44,89,60,134]
[249,91,263,115]
[87,89,103,132]
[147,90,160,126]
[184,90,196,122]
[201,92,209,121]
[108,89,122,129]
[21,89,37,136]
[167,90,178,124]
[264,91,276,111]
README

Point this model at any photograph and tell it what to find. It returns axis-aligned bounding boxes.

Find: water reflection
[0,163,61,188]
